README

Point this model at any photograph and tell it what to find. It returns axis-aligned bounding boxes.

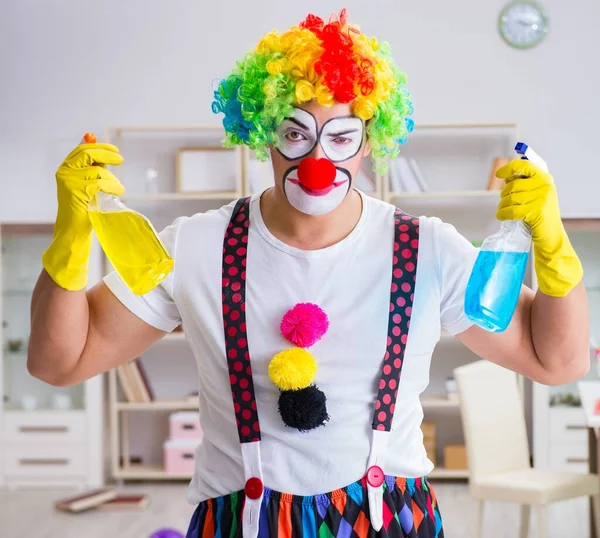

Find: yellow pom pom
[268,348,317,391]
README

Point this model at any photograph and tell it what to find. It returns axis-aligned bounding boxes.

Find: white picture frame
[176,147,239,193]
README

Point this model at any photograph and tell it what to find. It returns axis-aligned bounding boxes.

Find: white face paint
[276,108,365,216]
[284,167,351,216]
[276,108,318,161]
[319,116,364,162]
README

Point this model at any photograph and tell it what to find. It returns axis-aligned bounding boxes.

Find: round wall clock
[499,1,549,49]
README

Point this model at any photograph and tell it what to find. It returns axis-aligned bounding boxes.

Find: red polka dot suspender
[222,198,260,444]
[222,198,419,442]
[373,211,419,432]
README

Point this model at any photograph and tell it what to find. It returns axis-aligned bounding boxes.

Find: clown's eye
[332,136,353,145]
[285,130,307,142]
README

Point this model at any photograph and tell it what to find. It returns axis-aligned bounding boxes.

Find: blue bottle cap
[515,142,529,156]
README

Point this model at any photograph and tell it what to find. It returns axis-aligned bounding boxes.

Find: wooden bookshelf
[108,363,199,481]
[383,122,517,208]
[162,332,186,342]
[387,190,500,201]
[421,397,460,410]
[122,191,239,202]
[429,467,469,480]
[104,125,249,200]
[116,400,198,411]
[113,463,192,481]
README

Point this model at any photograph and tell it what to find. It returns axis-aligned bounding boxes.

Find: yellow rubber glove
[42,142,125,290]
[495,159,583,297]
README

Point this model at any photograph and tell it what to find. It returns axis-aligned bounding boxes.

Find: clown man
[30,10,589,538]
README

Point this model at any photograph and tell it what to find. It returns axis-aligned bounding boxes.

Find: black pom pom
[278,385,329,432]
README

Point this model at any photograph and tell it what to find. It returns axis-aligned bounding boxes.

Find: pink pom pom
[280,303,329,348]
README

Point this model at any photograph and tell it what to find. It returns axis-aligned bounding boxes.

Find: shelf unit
[116,399,199,411]
[108,364,199,481]
[163,331,186,342]
[0,224,105,489]
[122,192,239,202]
[429,468,469,479]
[100,121,520,483]
[105,124,251,204]
[102,125,223,482]
[389,190,500,200]
[382,121,518,206]
[114,463,192,481]
[421,397,460,410]
[533,218,600,474]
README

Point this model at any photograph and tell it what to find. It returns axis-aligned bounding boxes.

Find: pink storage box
[164,439,198,475]
[169,411,203,440]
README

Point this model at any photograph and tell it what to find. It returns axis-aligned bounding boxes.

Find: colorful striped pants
[186,476,443,538]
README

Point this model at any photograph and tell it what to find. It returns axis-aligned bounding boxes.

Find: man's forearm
[531,281,590,383]
[28,270,90,385]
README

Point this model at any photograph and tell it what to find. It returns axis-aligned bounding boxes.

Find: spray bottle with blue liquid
[464,142,548,333]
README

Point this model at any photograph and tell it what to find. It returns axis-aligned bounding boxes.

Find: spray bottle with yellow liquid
[82,132,174,295]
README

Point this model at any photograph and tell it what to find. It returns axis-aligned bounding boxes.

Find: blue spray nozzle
[515,142,529,156]
[513,142,548,172]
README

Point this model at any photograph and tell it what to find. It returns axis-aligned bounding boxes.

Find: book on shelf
[390,157,427,193]
[389,159,402,193]
[116,365,138,403]
[487,157,509,190]
[131,359,154,402]
[55,488,118,513]
[124,362,145,402]
[116,359,154,403]
[96,494,149,510]
[408,159,428,191]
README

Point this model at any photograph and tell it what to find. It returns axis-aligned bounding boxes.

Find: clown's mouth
[286,177,348,197]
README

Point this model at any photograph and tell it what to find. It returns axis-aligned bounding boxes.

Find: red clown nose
[297,158,336,190]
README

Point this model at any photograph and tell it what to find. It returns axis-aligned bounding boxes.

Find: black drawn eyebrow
[284,117,311,131]
[324,128,360,137]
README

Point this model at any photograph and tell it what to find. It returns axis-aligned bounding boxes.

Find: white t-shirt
[104,191,478,504]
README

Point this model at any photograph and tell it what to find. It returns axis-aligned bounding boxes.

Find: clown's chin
[284,176,351,216]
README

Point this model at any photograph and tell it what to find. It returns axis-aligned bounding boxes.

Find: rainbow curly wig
[211,9,414,171]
